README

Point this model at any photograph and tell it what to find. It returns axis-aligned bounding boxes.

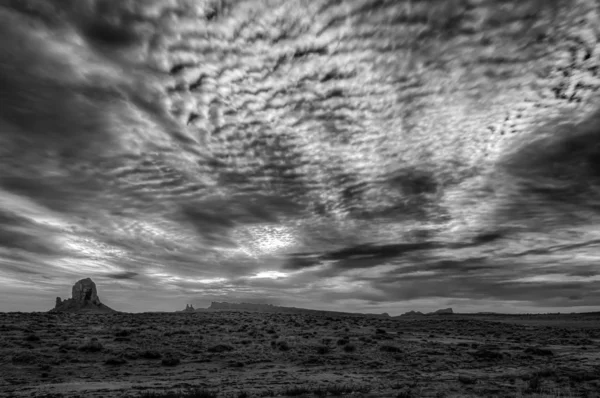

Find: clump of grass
[207,344,234,353]
[316,345,330,355]
[343,344,356,352]
[24,334,41,342]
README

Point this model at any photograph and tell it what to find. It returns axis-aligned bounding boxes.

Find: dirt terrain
[1,312,600,398]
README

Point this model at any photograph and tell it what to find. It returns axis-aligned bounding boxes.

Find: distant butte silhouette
[50,278,117,313]
[396,308,454,317]
[206,301,391,318]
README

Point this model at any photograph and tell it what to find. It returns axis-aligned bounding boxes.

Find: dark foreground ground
[1,312,600,398]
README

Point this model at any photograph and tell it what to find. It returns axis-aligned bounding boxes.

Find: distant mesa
[206,301,390,318]
[397,308,453,317]
[50,278,117,313]
[432,308,453,315]
[399,310,425,317]
[175,301,448,318]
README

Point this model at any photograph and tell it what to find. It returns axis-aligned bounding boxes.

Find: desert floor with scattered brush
[1,312,600,397]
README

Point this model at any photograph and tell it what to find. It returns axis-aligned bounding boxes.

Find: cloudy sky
[1,0,600,314]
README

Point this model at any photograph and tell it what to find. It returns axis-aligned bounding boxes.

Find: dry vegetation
[1,312,600,397]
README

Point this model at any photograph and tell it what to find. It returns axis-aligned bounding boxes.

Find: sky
[1,0,600,314]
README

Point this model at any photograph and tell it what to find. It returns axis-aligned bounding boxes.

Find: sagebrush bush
[79,338,103,352]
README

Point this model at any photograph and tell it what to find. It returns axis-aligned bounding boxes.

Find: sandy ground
[1,311,600,397]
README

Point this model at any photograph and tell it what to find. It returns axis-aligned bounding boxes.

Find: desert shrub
[535,368,557,378]
[24,334,40,342]
[343,344,356,352]
[11,352,37,364]
[274,340,289,351]
[524,347,554,356]
[396,389,414,398]
[138,387,218,397]
[140,350,162,359]
[123,350,140,360]
[325,384,371,395]
[227,361,244,368]
[458,374,477,385]
[316,345,330,355]
[380,344,402,353]
[567,370,598,382]
[79,338,103,352]
[38,363,52,371]
[336,338,349,346]
[527,374,541,392]
[302,356,325,366]
[471,348,502,360]
[164,330,190,337]
[105,357,127,366]
[376,328,387,334]
[207,344,234,353]
[115,329,132,337]
[58,341,78,352]
[161,354,180,367]
[281,386,311,396]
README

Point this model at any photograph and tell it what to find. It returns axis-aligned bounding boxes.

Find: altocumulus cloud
[1,0,600,313]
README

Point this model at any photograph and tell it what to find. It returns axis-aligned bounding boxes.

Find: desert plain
[1,311,600,398]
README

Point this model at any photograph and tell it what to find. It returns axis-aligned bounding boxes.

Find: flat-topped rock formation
[208,301,390,318]
[50,278,117,313]
[396,308,454,317]
[432,308,453,315]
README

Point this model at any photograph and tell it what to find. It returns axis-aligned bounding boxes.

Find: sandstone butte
[50,278,117,314]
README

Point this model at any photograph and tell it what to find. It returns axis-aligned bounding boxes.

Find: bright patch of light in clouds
[511,274,600,283]
[250,225,296,254]
[250,270,289,279]
[148,270,227,284]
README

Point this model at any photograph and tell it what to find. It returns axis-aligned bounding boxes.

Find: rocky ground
[1,312,600,397]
